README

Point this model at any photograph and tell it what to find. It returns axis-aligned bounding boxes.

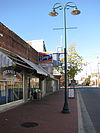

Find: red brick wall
[0,22,38,64]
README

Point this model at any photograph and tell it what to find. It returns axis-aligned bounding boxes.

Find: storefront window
[46,80,53,93]
[0,68,23,105]
[0,81,7,105]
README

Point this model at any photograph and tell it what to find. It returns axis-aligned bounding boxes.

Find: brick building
[0,23,38,64]
[0,22,59,112]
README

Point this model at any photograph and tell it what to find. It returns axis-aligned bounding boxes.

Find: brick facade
[0,22,38,64]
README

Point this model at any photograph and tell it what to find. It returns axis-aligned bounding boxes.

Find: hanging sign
[39,52,52,63]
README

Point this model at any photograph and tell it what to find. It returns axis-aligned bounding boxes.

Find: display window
[0,68,23,105]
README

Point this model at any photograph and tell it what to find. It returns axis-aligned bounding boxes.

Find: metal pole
[62,7,70,113]
[49,1,80,113]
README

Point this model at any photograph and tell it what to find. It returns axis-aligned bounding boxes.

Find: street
[79,87,100,133]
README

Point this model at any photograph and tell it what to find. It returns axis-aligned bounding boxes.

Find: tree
[67,45,83,80]
[85,75,91,86]
[57,44,83,87]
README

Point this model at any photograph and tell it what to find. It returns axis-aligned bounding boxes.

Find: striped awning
[0,51,13,68]
[0,47,49,76]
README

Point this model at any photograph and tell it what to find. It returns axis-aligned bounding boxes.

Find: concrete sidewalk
[0,90,78,133]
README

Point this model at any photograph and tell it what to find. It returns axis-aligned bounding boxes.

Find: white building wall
[27,40,46,52]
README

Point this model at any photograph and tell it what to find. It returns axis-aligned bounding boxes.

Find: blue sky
[1,0,100,62]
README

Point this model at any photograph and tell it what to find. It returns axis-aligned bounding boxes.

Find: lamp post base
[62,102,70,114]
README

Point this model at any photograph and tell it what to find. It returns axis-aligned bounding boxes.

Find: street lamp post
[49,2,80,113]
[97,56,100,86]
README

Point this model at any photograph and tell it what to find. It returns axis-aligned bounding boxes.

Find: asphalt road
[79,88,100,133]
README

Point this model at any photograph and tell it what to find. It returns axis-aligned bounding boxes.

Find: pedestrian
[34,90,37,99]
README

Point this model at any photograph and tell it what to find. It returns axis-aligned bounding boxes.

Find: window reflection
[0,69,23,105]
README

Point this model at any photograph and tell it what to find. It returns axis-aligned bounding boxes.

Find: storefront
[0,23,59,112]
[0,48,49,107]
[0,50,24,106]
[46,77,59,94]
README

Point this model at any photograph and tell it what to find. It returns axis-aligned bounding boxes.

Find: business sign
[68,89,75,98]
[39,52,52,63]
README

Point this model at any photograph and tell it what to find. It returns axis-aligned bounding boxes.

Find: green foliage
[85,76,91,85]
[67,45,83,79]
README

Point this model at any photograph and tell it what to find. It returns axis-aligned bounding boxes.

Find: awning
[0,51,13,68]
[0,47,49,76]
[17,55,48,76]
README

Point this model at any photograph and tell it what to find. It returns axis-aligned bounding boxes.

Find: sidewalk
[0,89,78,133]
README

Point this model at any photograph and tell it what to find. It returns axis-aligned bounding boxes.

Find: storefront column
[39,77,46,97]
[52,80,55,92]
[23,71,28,102]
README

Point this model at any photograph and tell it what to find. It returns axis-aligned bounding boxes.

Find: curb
[77,90,96,133]
[77,91,85,133]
